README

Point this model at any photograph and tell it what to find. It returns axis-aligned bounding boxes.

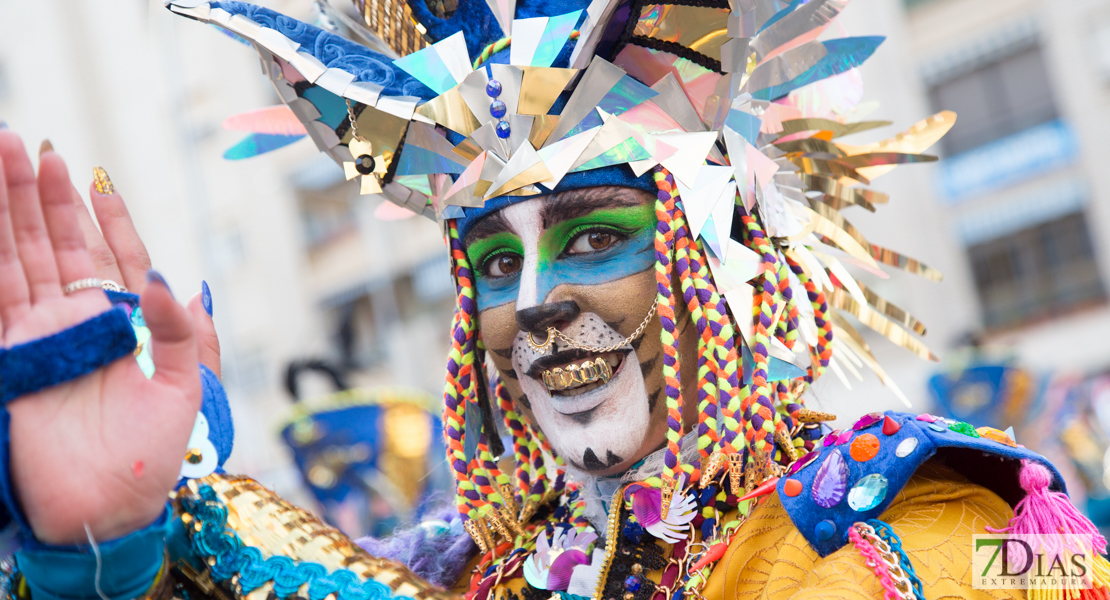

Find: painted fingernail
[147,270,174,298]
[201,280,213,317]
[93,166,115,195]
[39,139,53,156]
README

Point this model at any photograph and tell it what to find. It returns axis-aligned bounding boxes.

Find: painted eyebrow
[463,211,513,246]
[540,187,651,229]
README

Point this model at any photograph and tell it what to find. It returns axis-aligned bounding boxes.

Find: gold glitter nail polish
[39,139,53,156]
[93,166,115,195]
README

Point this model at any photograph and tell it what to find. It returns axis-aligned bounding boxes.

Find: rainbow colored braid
[783,252,833,387]
[681,217,742,456]
[669,191,718,465]
[444,221,484,521]
[736,213,779,465]
[652,168,686,487]
[496,377,532,502]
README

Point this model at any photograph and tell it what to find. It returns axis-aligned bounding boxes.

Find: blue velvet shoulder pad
[777,410,1063,557]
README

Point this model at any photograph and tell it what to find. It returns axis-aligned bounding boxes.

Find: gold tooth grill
[541,357,613,392]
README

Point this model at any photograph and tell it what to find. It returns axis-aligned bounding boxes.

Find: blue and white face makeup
[466,187,696,476]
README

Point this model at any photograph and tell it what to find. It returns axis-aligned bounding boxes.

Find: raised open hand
[0,131,208,544]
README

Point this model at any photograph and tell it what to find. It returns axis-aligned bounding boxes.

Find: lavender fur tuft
[355,504,476,588]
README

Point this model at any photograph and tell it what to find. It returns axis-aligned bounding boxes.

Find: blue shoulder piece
[777,410,1064,557]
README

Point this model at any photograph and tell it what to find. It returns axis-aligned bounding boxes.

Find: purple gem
[624,576,641,591]
[811,449,848,508]
[788,450,819,475]
[495,120,512,139]
[835,430,854,445]
[852,412,882,431]
[490,100,507,119]
[823,430,839,447]
[486,79,502,97]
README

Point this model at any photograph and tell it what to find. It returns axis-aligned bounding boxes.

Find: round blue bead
[486,79,502,97]
[624,576,641,592]
[489,100,507,119]
[496,120,511,139]
[815,519,837,541]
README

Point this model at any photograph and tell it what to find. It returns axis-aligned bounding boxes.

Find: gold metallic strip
[835,152,937,169]
[773,137,847,157]
[799,173,886,211]
[828,291,937,362]
[870,243,943,282]
[791,156,869,185]
[856,281,927,336]
[776,118,892,139]
[803,202,877,268]
[829,311,871,354]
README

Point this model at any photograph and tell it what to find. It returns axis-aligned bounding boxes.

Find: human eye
[565,227,628,256]
[482,250,523,278]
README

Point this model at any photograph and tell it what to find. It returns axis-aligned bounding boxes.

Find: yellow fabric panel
[702,460,1025,600]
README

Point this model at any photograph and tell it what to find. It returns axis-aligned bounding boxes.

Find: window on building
[967,212,1106,329]
[928,44,1058,155]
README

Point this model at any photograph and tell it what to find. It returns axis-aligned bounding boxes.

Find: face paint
[467,187,695,477]
[468,203,656,311]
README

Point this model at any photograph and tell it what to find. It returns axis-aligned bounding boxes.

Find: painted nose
[516,301,580,335]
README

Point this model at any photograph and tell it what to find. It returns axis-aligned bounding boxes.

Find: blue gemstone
[490,100,507,119]
[847,473,889,512]
[486,79,502,97]
[815,519,836,541]
[622,522,645,543]
[928,423,945,432]
[496,120,511,139]
[625,576,641,591]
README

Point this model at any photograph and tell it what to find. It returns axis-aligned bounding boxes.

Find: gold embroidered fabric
[700,460,1024,600]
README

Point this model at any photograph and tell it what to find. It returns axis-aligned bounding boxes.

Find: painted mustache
[541,357,613,392]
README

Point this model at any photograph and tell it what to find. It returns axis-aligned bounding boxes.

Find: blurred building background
[3,0,1110,517]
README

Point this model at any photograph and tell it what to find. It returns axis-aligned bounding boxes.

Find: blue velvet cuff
[15,505,171,600]
[0,308,137,405]
[0,308,139,534]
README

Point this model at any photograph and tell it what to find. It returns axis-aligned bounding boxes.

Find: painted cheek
[533,231,656,304]
[475,277,519,312]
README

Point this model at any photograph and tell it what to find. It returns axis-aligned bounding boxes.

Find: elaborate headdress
[169,0,952,553]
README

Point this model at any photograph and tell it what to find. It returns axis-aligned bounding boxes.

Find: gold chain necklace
[526,303,657,354]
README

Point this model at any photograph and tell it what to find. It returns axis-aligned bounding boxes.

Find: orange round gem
[784,478,803,497]
[849,433,880,462]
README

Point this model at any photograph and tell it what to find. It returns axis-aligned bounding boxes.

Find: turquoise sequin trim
[181,485,416,600]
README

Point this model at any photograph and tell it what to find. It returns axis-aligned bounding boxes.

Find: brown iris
[491,254,522,277]
[587,232,613,250]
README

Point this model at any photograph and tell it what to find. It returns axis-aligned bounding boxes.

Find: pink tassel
[988,460,1107,555]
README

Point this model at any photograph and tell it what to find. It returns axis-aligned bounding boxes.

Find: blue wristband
[15,506,171,600]
[0,308,137,405]
[0,307,139,534]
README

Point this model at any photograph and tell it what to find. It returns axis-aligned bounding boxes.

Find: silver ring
[62,277,103,295]
[100,280,127,293]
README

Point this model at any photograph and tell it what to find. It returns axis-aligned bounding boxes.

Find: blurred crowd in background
[4,0,1110,539]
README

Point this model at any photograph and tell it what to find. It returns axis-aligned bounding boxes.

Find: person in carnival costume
[0,1,1106,599]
